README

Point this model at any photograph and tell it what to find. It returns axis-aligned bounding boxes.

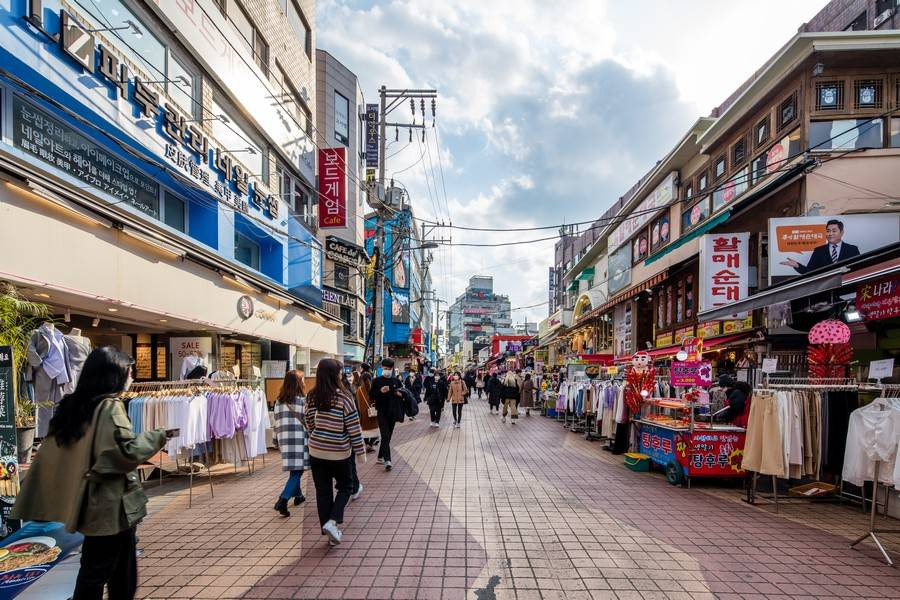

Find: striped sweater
[305,392,366,461]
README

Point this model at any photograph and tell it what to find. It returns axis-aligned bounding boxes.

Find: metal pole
[373,86,388,363]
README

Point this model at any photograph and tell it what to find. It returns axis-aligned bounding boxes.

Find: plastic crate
[624,452,650,472]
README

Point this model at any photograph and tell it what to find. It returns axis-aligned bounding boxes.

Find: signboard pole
[0,346,20,538]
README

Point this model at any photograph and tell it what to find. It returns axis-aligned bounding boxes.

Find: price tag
[868,358,895,381]
[761,358,778,374]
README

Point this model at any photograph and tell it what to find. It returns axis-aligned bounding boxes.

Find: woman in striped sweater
[305,358,366,545]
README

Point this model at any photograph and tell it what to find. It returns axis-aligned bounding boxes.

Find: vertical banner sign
[0,346,20,538]
[699,233,749,314]
[318,148,347,228]
[365,104,379,168]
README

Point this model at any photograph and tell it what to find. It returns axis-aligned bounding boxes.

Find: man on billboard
[780,219,860,274]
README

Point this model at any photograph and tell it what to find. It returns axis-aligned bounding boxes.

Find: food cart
[636,397,746,486]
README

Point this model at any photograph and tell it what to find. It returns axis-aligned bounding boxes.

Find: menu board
[12,96,160,218]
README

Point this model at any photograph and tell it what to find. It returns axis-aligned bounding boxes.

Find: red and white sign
[671,361,713,387]
[699,233,749,315]
[318,148,346,228]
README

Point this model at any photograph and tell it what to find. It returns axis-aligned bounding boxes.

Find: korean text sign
[699,233,749,314]
[318,148,347,228]
[670,361,712,387]
[856,274,900,321]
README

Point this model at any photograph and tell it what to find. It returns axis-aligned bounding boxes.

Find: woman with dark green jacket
[12,347,172,600]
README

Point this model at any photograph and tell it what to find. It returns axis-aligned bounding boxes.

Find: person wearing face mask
[369,358,403,471]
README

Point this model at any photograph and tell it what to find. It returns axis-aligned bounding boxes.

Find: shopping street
[135,399,900,600]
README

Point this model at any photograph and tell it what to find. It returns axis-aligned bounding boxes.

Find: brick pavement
[136,399,900,600]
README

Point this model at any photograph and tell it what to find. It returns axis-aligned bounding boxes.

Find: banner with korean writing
[365,104,379,167]
[856,274,900,321]
[670,361,712,387]
[699,233,749,315]
[318,148,347,228]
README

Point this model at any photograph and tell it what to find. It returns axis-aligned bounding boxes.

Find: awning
[577,267,595,281]
[645,210,731,266]
[648,344,680,359]
[842,257,900,285]
[698,268,847,321]
[567,280,579,291]
[702,331,757,350]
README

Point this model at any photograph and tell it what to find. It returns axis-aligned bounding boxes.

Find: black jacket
[371,374,403,420]
[436,377,450,402]
[487,376,503,404]
[791,242,860,274]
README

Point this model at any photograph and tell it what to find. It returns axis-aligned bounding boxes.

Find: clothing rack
[849,396,900,566]
[746,377,859,512]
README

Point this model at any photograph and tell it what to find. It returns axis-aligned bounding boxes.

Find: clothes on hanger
[841,397,900,488]
[26,323,72,437]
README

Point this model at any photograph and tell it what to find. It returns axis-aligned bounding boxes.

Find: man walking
[370,358,403,471]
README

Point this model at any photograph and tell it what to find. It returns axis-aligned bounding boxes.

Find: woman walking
[305,358,366,545]
[273,370,309,517]
[12,347,172,600]
[448,372,469,428]
[487,372,502,414]
[475,371,485,400]
[520,372,536,417]
[424,373,443,427]
[355,370,380,452]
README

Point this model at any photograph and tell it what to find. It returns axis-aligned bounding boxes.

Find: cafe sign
[325,236,368,269]
[323,287,356,309]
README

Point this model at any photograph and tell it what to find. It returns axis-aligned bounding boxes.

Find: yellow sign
[674,326,694,344]
[606,366,619,375]
[656,332,673,347]
[722,315,753,334]
[696,321,721,339]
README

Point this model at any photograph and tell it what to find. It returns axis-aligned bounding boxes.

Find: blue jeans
[280,470,304,499]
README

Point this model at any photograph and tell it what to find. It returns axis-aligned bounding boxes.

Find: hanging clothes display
[26,323,71,437]
[841,397,900,488]
[62,330,91,395]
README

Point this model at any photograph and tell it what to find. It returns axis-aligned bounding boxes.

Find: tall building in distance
[447,276,512,363]
[315,49,369,364]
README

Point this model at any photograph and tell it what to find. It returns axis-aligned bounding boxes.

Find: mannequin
[26,322,71,437]
[63,327,92,394]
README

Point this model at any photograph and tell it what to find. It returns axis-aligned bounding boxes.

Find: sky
[317,0,827,330]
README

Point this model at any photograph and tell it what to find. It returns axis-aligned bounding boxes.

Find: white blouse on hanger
[842,399,900,487]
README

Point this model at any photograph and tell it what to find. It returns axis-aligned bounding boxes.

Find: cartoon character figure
[625,351,656,413]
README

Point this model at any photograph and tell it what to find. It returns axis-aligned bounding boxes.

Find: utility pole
[370,86,438,366]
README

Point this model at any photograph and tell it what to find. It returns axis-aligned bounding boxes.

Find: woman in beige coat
[12,347,172,600]
[447,372,469,428]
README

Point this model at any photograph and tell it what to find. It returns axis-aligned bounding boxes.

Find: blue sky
[317,0,827,327]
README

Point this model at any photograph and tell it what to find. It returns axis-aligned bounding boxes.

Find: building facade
[315,49,368,364]
[447,276,512,364]
[548,1,900,378]
[0,0,342,380]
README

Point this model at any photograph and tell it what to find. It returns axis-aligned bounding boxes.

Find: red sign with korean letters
[318,148,346,228]
[856,274,900,321]
[674,431,746,477]
[699,233,749,314]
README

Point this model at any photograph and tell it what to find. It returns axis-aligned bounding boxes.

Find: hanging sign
[670,361,713,387]
[0,346,20,538]
[761,357,779,374]
[318,148,347,228]
[699,233,750,314]
[868,358,894,381]
[365,104,379,167]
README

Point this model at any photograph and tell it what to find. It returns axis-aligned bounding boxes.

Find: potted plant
[0,283,51,464]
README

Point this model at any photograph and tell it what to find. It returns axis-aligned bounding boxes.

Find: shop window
[278,161,315,229]
[163,191,186,232]
[731,137,747,167]
[713,155,726,180]
[845,11,867,30]
[334,264,351,291]
[891,118,900,147]
[234,231,260,270]
[676,279,684,323]
[809,119,884,151]
[656,289,665,329]
[683,183,693,202]
[777,91,798,132]
[854,79,883,110]
[685,275,694,320]
[755,116,770,148]
[665,285,674,328]
[650,213,670,251]
[681,197,709,232]
[340,305,352,338]
[212,99,266,183]
[815,81,844,111]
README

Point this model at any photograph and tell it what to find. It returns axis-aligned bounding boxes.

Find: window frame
[287,0,313,60]
[697,170,709,192]
[234,231,261,271]
[776,90,798,132]
[229,2,269,76]
[755,116,770,149]
[162,190,188,233]
[713,154,726,181]
[731,136,747,168]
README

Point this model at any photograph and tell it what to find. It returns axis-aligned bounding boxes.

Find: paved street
[137,400,900,600]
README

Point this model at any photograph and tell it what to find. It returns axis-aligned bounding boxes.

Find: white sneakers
[322,519,342,545]
[501,416,506,423]
[351,483,363,501]
[385,461,392,471]
[430,422,440,428]
[376,457,385,464]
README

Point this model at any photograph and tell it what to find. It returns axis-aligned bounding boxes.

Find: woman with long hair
[447,372,469,428]
[12,347,172,600]
[355,369,379,450]
[273,370,309,517]
[305,359,366,545]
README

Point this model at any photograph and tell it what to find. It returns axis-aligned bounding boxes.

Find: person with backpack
[305,359,366,545]
[369,358,403,471]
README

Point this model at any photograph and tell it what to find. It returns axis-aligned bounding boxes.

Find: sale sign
[856,274,900,321]
[318,148,347,228]
[671,361,712,387]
